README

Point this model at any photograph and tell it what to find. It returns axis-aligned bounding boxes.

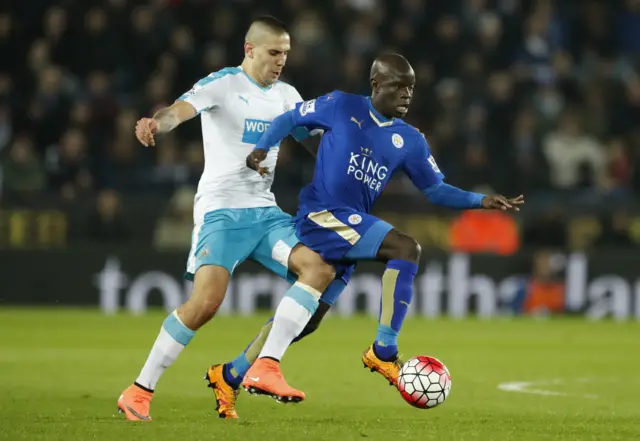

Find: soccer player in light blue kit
[117,16,354,421]
[239,53,524,401]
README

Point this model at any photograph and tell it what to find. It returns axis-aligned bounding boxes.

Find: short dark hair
[250,15,289,35]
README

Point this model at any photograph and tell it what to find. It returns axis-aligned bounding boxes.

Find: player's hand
[481,194,524,211]
[135,117,159,147]
[246,149,269,176]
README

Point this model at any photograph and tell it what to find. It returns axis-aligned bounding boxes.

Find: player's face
[251,32,290,85]
[374,70,416,118]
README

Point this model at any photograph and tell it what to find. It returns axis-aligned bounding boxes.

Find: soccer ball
[397,356,451,409]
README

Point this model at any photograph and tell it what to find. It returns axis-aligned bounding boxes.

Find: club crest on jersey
[348,214,362,225]
[392,133,404,148]
[242,119,272,144]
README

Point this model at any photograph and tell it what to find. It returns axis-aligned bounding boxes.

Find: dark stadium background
[2,0,640,317]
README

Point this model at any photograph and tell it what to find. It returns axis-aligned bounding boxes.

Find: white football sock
[135,311,194,390]
[259,283,320,361]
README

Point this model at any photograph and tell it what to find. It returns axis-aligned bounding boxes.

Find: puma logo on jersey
[350,117,364,129]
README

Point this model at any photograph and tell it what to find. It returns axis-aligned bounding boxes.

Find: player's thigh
[249,208,300,283]
[185,209,260,281]
[189,264,231,309]
[300,208,393,261]
[251,207,335,286]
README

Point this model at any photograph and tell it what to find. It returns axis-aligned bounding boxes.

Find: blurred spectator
[3,0,640,249]
[47,128,94,201]
[597,209,635,248]
[150,133,188,193]
[1,135,45,201]
[511,107,548,193]
[431,15,463,79]
[456,145,496,192]
[522,207,568,249]
[605,137,631,191]
[617,0,640,56]
[85,188,131,243]
[154,186,195,250]
[519,250,565,315]
[0,105,11,153]
[542,110,606,191]
[450,209,520,255]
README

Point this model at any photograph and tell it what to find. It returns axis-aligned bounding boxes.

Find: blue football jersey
[290,91,445,215]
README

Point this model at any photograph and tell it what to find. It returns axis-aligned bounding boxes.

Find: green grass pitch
[0,309,638,441]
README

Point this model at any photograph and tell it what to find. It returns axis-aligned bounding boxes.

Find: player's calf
[291,301,330,343]
[118,265,230,421]
[371,229,420,362]
[177,265,230,330]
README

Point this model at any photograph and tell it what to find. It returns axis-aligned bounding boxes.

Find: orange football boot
[241,358,305,403]
[204,364,239,419]
[362,344,403,386]
[117,384,153,421]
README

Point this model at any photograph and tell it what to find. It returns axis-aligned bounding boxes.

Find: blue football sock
[374,259,418,360]
[223,318,274,389]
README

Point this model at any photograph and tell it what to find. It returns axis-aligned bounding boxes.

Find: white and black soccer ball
[397,355,452,409]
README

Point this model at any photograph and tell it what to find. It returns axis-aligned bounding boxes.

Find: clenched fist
[246,149,269,176]
[135,118,159,147]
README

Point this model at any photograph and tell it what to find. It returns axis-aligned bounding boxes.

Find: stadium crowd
[2,0,640,249]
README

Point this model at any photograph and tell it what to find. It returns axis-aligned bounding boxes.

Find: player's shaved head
[242,16,290,86]
[370,53,414,82]
[245,16,289,43]
[370,53,416,119]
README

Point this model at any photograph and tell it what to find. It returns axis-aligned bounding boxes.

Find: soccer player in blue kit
[227,53,524,403]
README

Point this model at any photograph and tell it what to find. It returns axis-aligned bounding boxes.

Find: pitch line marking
[497,378,598,398]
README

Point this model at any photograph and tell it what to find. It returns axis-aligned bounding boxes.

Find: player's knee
[402,237,421,262]
[181,266,228,329]
[301,261,336,292]
[179,296,222,329]
[385,232,421,263]
[291,246,336,290]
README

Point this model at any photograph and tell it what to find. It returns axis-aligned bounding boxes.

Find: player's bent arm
[254,110,298,152]
[254,92,337,153]
[422,182,485,209]
[152,101,197,134]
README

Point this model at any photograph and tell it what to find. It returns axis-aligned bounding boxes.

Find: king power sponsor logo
[95,254,640,319]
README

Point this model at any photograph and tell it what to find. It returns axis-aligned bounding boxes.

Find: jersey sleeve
[403,131,445,190]
[176,71,230,114]
[282,85,315,141]
[290,91,341,131]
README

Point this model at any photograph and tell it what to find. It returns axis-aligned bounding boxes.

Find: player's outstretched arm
[404,132,524,211]
[135,101,196,147]
[424,183,524,211]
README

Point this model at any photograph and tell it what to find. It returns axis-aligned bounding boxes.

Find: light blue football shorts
[184,207,299,282]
